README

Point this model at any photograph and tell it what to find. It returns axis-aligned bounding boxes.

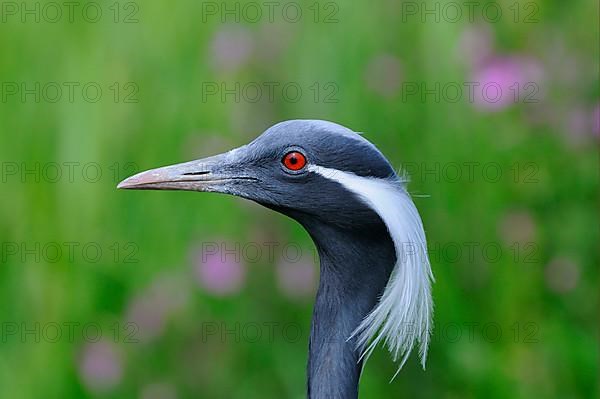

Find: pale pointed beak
[117,152,257,192]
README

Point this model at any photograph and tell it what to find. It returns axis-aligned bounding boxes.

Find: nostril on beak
[182,171,211,176]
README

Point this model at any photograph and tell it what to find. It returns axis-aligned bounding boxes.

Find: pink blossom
[471,56,543,112]
[563,104,600,144]
[256,23,293,63]
[545,257,580,294]
[193,242,246,295]
[458,25,494,68]
[125,274,190,343]
[276,256,317,299]
[210,26,255,73]
[77,341,122,394]
[126,294,166,343]
[498,210,537,245]
[592,103,600,137]
[364,54,403,98]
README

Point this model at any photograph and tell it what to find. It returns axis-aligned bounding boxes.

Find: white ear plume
[308,165,434,377]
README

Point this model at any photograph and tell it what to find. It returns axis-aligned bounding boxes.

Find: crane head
[118,119,433,373]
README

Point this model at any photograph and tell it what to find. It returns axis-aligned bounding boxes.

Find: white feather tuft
[308,165,434,377]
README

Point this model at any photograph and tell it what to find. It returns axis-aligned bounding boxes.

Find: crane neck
[302,219,396,399]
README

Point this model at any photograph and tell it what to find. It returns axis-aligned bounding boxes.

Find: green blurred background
[0,0,598,398]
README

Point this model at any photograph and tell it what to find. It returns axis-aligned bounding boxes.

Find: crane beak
[117,151,257,192]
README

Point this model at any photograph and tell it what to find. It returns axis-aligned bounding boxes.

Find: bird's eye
[282,151,307,171]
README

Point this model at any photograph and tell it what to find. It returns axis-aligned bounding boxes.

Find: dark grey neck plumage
[300,219,396,399]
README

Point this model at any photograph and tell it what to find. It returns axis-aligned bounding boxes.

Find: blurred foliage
[0,0,598,398]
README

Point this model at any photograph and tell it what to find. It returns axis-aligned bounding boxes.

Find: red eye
[282,151,307,171]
